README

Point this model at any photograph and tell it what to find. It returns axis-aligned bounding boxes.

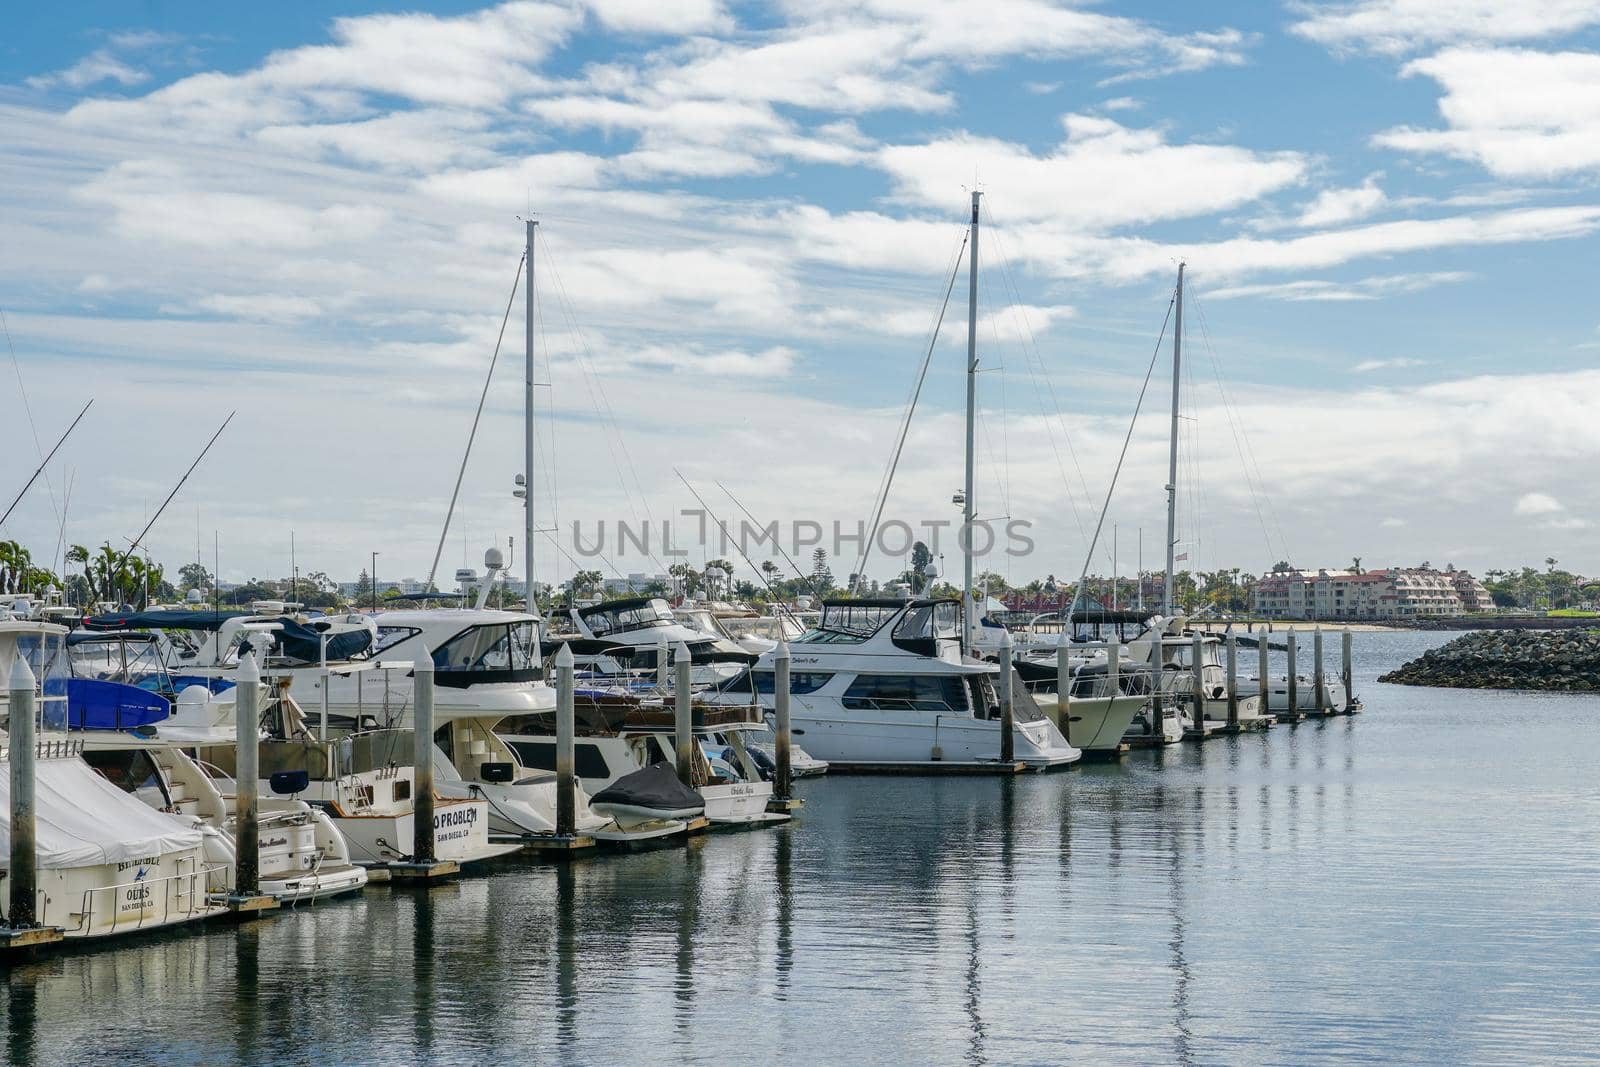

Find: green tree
[809,548,834,596]
[178,562,212,592]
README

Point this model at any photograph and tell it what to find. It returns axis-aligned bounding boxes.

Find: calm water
[6,632,1600,1065]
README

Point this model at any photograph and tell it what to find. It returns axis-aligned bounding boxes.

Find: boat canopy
[84,609,247,632]
[0,756,201,867]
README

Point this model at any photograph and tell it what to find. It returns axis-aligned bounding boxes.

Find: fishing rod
[712,478,826,602]
[108,411,235,601]
[0,399,92,528]
[674,470,792,606]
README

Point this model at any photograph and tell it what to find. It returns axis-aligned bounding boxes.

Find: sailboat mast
[525,218,539,621]
[1163,262,1185,616]
[963,191,981,650]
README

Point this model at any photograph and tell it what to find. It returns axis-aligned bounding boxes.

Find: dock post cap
[774,639,790,661]
[236,650,260,685]
[7,653,35,691]
[998,627,1013,649]
[412,650,434,674]
[554,641,574,667]
[1056,626,1070,647]
[673,640,691,661]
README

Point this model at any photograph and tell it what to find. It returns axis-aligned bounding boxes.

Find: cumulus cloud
[1289,0,1600,55]
[1353,357,1429,371]
[1297,176,1388,227]
[1375,47,1600,178]
[1514,491,1565,515]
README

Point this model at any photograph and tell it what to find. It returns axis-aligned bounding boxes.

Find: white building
[1252,565,1492,620]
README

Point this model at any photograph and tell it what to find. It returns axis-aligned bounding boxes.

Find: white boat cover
[0,757,202,868]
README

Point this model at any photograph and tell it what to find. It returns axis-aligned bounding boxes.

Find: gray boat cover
[590,762,703,814]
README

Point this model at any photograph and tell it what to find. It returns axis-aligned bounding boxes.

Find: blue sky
[3,1,1599,590]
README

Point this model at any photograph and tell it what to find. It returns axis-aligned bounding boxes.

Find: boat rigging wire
[1067,295,1174,622]
[425,252,527,591]
[850,229,970,588]
[1187,286,1292,565]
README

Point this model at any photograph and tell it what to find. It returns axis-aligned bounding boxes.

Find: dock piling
[674,641,693,785]
[656,632,669,693]
[998,628,1015,763]
[1342,628,1354,711]
[8,655,39,929]
[1286,632,1299,718]
[1226,632,1239,729]
[1148,632,1165,741]
[235,653,261,896]
[413,652,436,864]
[774,639,793,806]
[1106,637,1121,697]
[1258,635,1270,720]
[554,642,576,837]
[1190,631,1207,735]
[1313,628,1326,716]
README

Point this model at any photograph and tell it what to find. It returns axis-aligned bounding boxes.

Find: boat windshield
[68,636,170,688]
[674,609,724,639]
[891,602,961,643]
[431,621,539,672]
[799,603,900,644]
[582,600,672,636]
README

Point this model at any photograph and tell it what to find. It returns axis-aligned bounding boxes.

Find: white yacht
[1248,673,1359,715]
[702,598,1080,771]
[548,597,752,686]
[297,607,687,845]
[0,618,227,939]
[498,688,783,827]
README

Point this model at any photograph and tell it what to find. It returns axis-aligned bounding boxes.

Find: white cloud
[1353,357,1428,371]
[1380,516,1407,527]
[27,50,149,90]
[1289,0,1600,55]
[1207,271,1469,302]
[1375,47,1600,178]
[1514,491,1565,515]
[876,114,1308,229]
[1297,176,1387,227]
[190,293,326,323]
[582,0,731,34]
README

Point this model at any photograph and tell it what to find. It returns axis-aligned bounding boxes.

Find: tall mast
[963,190,981,651]
[1163,262,1185,616]
[525,218,539,622]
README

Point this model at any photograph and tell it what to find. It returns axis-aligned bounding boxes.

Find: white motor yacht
[548,597,752,686]
[701,598,1080,771]
[0,619,227,939]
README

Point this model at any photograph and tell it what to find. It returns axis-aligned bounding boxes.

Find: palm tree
[1350,556,1362,574]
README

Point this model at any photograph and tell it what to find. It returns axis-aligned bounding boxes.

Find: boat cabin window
[82,748,171,806]
[369,626,422,657]
[892,602,961,643]
[508,739,613,779]
[801,603,898,644]
[431,621,538,672]
[580,600,672,636]
[717,669,834,695]
[841,674,971,713]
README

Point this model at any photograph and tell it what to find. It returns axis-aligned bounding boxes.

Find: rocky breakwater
[1380,629,1600,691]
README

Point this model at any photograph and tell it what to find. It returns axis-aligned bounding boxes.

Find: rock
[1381,628,1600,692]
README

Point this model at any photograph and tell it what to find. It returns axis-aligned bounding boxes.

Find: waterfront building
[1251,565,1492,620]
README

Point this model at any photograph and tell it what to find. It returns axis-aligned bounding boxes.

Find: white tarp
[0,756,201,868]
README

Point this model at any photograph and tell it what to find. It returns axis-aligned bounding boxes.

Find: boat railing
[0,737,85,760]
[67,861,227,936]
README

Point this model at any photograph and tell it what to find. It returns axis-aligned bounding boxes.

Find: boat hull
[788,707,1079,769]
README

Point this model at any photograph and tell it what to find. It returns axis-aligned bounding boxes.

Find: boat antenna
[0,399,92,528]
[712,478,824,601]
[425,250,526,590]
[109,411,234,600]
[674,470,790,606]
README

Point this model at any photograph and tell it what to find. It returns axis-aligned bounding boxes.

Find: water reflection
[5,635,1600,1063]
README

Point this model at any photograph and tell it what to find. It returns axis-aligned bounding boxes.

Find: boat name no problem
[569,514,1037,560]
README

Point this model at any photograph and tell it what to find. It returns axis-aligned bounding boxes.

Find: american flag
[1175,552,1189,562]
